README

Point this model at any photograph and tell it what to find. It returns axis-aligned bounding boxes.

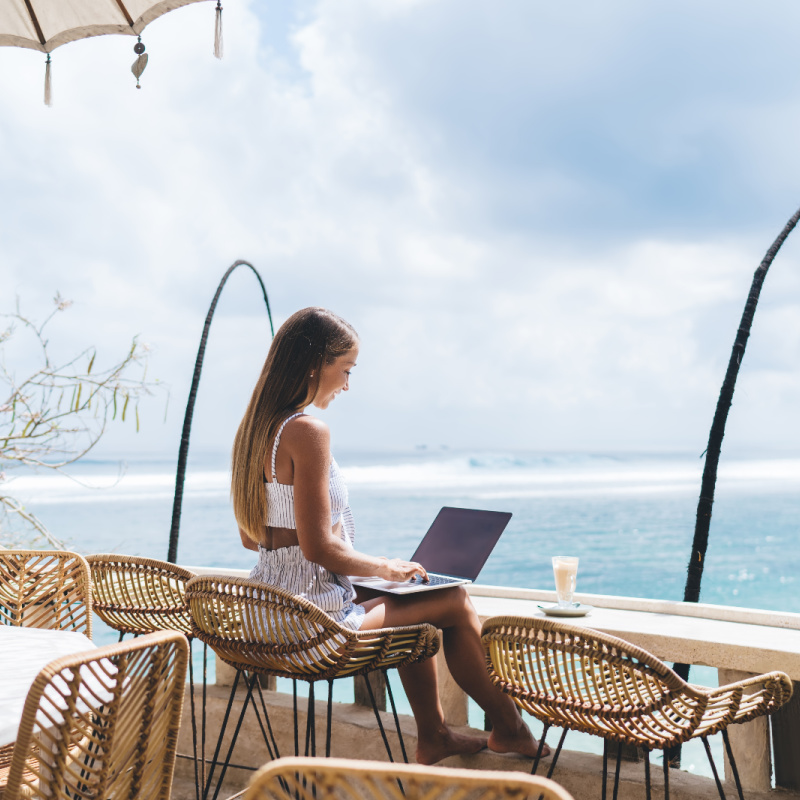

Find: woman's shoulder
[281,413,330,452]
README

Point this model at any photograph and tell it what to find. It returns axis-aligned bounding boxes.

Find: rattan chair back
[244,756,576,800]
[187,574,438,681]
[0,550,91,638]
[482,615,792,750]
[1,629,188,800]
[86,554,195,636]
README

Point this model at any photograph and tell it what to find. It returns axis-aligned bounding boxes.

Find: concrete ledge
[182,568,800,630]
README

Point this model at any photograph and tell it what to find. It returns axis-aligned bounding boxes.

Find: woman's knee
[441,585,479,624]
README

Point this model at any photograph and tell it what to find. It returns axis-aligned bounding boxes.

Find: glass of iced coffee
[552,556,579,608]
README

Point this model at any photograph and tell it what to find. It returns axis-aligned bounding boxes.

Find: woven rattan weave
[242,756,576,800]
[482,615,791,749]
[0,629,187,800]
[0,550,91,638]
[187,574,439,681]
[87,554,208,800]
[86,554,195,636]
[187,574,440,800]
[482,615,792,799]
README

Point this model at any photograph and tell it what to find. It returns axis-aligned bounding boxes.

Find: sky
[1,0,799,462]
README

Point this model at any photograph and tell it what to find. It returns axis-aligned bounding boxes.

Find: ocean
[9,449,798,612]
[5,449,798,776]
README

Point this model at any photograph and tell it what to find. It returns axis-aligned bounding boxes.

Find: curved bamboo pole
[167,261,274,563]
[668,205,800,765]
[682,206,800,605]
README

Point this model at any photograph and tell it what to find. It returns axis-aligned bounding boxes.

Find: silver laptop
[350,507,512,595]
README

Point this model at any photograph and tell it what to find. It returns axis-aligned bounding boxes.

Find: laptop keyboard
[410,574,457,586]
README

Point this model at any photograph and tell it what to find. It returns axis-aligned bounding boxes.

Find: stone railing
[182,567,800,799]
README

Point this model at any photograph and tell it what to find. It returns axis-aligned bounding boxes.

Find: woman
[231,307,545,765]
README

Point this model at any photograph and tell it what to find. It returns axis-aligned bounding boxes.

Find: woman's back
[253,412,364,632]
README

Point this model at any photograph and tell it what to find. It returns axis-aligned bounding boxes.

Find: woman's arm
[285,416,427,582]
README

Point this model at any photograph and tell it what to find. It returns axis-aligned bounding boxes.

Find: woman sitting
[231,307,545,765]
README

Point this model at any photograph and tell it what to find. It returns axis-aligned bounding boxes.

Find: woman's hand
[375,557,428,583]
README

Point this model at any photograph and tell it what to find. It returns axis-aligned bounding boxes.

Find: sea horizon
[4,448,797,615]
[5,447,796,775]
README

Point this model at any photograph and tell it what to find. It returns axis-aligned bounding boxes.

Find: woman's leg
[356,586,548,764]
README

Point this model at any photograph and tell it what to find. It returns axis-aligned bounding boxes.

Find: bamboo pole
[167,260,274,564]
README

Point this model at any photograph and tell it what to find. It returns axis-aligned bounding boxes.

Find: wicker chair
[0,550,91,637]
[186,574,440,800]
[86,554,195,638]
[482,615,793,800]
[86,554,206,799]
[0,629,188,800]
[241,756,576,800]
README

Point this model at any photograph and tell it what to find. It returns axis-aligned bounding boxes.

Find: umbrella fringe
[44,53,52,107]
[214,0,223,59]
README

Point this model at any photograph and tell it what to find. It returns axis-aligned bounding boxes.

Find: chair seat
[186,574,441,798]
[482,615,792,750]
[87,554,195,637]
[187,575,438,682]
[0,631,187,800]
[0,550,91,638]
[243,756,576,800]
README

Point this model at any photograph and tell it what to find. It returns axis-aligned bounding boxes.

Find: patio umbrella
[0,0,223,103]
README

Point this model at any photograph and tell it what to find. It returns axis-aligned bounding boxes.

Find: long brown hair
[231,307,359,543]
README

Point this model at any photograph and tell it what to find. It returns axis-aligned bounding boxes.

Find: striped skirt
[249,545,365,633]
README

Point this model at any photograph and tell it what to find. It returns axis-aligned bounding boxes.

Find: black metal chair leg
[326,680,334,758]
[702,736,728,800]
[208,672,257,800]
[304,683,316,757]
[612,741,622,800]
[644,748,652,800]
[201,669,242,800]
[248,682,291,800]
[364,670,396,762]
[384,670,409,764]
[531,722,551,776]
[201,643,208,797]
[663,747,670,800]
[722,730,745,800]
[534,727,567,800]
[602,739,609,800]
[546,727,569,780]
[293,679,299,756]
[254,679,282,761]
[250,681,280,762]
[188,639,200,800]
[248,690,290,796]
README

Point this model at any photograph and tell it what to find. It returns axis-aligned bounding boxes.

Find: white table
[0,626,95,748]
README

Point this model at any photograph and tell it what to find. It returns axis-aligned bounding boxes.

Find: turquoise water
[17,449,798,612]
[8,449,798,776]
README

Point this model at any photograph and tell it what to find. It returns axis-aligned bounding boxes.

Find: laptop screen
[410,507,512,581]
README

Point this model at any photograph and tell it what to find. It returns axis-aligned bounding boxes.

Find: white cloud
[1,0,798,461]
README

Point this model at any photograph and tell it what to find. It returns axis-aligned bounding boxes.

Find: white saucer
[539,603,593,618]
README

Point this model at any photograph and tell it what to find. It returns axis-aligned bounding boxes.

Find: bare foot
[488,720,550,759]
[416,726,488,765]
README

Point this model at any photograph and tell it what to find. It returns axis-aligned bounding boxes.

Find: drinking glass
[552,556,579,607]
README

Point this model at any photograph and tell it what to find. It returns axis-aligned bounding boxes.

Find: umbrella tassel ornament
[3,0,222,98]
[214,0,223,59]
[43,53,52,106]
[132,37,148,89]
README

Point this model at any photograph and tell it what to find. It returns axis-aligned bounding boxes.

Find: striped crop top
[264,413,349,529]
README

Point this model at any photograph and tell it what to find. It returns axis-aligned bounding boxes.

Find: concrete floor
[168,684,796,800]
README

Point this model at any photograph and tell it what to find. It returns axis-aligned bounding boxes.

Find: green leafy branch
[0,294,157,544]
